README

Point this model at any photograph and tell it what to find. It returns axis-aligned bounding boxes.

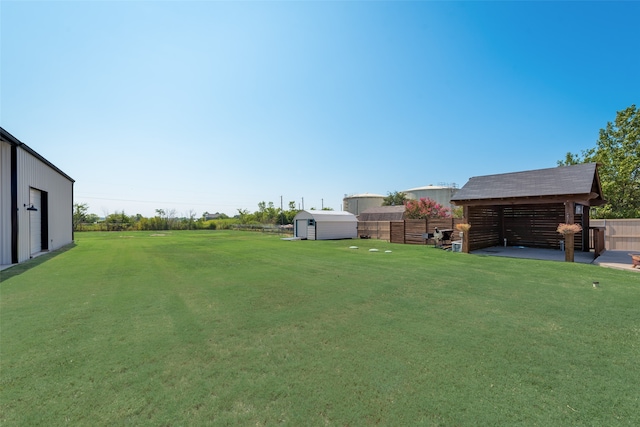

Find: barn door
[296,219,308,239]
[29,188,42,255]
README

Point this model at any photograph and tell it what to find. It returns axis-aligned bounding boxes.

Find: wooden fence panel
[590,227,605,256]
[502,204,572,249]
[590,219,640,251]
[404,219,427,244]
[357,221,391,241]
[359,218,468,245]
[429,218,455,232]
[390,221,405,244]
[467,206,501,251]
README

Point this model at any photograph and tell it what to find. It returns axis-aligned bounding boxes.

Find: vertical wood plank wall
[590,219,640,251]
[359,219,464,245]
[467,204,583,252]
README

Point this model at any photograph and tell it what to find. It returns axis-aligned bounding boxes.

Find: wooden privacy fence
[357,217,640,251]
[590,219,640,251]
[589,227,605,257]
[357,221,391,240]
[357,219,464,244]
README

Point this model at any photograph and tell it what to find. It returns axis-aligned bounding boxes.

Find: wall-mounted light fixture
[24,203,38,211]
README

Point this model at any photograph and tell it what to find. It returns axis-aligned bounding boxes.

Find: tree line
[73,201,332,232]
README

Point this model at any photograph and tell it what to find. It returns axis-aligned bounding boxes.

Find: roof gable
[294,210,358,222]
[1,127,75,183]
[451,163,604,205]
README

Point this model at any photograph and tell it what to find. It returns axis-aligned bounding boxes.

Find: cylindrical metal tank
[343,193,385,216]
[402,185,459,210]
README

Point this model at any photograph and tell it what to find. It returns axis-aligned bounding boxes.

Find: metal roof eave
[0,127,75,183]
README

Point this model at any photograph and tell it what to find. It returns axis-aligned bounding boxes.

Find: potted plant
[455,223,471,253]
[557,223,582,262]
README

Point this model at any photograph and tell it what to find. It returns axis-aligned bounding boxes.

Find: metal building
[1,128,75,267]
[293,210,358,240]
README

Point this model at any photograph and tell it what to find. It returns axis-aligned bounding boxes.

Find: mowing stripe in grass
[1,231,639,426]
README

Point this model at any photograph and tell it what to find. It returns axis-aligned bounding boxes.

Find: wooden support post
[462,206,470,254]
[565,201,575,262]
[581,206,590,252]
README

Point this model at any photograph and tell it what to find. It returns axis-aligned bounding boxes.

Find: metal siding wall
[316,221,357,240]
[29,188,42,254]
[0,141,11,264]
[16,148,73,263]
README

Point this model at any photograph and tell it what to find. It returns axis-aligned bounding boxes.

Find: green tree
[187,210,197,230]
[105,211,132,231]
[382,191,407,206]
[237,209,252,224]
[284,201,298,224]
[85,213,100,224]
[73,203,89,231]
[559,104,639,218]
[255,201,281,224]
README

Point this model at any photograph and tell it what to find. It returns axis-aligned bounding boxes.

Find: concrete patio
[472,246,639,272]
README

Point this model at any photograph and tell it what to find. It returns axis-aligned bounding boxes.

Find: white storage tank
[403,185,459,210]
[343,193,384,216]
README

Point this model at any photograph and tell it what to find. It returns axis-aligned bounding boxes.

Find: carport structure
[451,163,606,255]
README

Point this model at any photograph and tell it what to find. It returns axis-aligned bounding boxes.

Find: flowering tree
[404,198,451,219]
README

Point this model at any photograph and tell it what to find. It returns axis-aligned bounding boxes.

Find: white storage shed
[293,210,358,240]
[1,128,75,267]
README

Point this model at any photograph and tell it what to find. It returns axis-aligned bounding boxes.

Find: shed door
[29,188,42,255]
[296,219,308,238]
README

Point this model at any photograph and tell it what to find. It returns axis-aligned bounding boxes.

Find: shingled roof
[358,205,406,221]
[451,163,605,206]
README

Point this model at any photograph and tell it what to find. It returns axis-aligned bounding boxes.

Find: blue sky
[2,1,638,217]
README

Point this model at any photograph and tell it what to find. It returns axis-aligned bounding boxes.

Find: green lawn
[1,231,639,426]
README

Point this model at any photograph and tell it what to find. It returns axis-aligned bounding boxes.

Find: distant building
[343,193,385,215]
[1,128,75,266]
